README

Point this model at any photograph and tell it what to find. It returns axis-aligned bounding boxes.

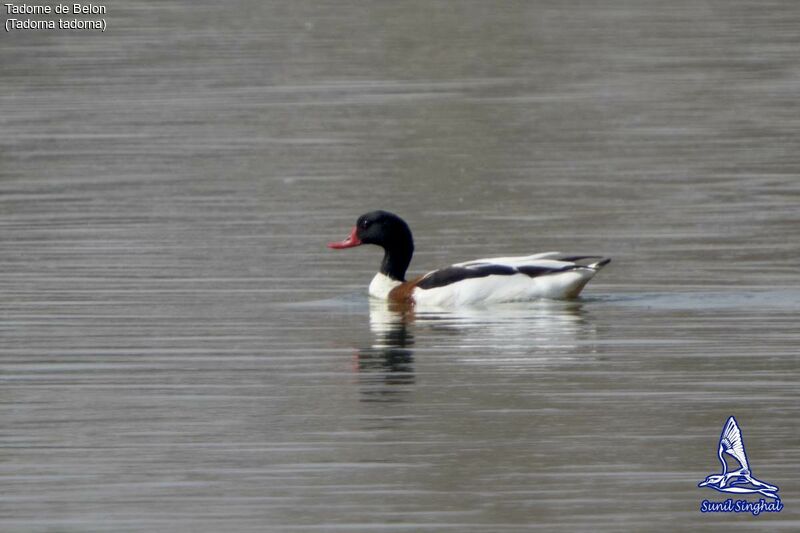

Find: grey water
[2,1,799,531]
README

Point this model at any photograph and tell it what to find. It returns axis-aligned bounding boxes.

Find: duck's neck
[380,240,413,282]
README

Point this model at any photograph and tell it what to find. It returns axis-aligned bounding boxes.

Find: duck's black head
[328,210,414,281]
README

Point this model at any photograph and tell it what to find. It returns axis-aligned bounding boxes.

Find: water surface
[2,1,799,531]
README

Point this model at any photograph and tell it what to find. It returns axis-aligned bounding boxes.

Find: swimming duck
[328,210,610,307]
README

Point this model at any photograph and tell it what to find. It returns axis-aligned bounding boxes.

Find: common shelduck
[328,210,610,307]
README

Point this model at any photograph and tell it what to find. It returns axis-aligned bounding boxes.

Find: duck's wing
[407,253,611,305]
[452,253,608,269]
[720,416,750,471]
[417,253,606,291]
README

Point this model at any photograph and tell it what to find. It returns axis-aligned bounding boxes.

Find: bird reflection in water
[355,300,417,401]
[356,298,599,401]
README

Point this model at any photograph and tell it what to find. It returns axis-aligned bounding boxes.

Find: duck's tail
[559,255,612,271]
[588,257,611,271]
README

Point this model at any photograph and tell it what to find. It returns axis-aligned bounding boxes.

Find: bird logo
[698,416,779,500]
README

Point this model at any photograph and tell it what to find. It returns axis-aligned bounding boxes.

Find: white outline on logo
[698,416,779,500]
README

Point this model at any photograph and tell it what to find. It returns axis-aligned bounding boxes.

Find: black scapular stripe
[417,263,574,290]
[517,265,573,277]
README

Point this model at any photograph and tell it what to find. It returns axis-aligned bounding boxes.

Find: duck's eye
[360,219,370,229]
